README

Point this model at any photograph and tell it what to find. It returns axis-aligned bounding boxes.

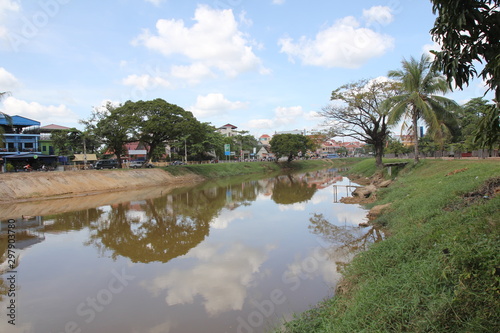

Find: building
[0,114,59,171]
[258,134,271,147]
[274,129,306,135]
[0,114,41,157]
[319,140,365,157]
[217,124,238,137]
[125,142,148,161]
[39,124,71,155]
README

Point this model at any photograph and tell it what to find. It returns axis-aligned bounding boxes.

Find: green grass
[275,159,500,333]
[162,159,336,178]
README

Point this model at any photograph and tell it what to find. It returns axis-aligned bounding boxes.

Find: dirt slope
[0,169,203,203]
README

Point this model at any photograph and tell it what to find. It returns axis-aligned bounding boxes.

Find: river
[0,168,382,333]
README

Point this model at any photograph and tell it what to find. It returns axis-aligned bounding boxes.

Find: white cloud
[248,105,314,130]
[362,6,394,26]
[190,93,248,118]
[0,0,20,39]
[122,74,172,90]
[1,96,78,125]
[279,13,394,68]
[422,41,441,60]
[133,5,268,79]
[272,0,286,4]
[170,63,215,84]
[305,110,320,121]
[247,118,275,129]
[0,67,19,90]
[278,203,306,211]
[210,209,252,229]
[142,242,273,316]
[275,106,303,125]
[144,0,164,6]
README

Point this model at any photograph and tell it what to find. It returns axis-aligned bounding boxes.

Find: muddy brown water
[0,168,382,333]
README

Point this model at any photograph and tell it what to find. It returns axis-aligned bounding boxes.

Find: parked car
[169,160,185,166]
[129,160,154,168]
[94,159,118,169]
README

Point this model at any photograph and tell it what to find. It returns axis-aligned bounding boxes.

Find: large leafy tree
[51,128,85,156]
[269,133,313,163]
[321,79,399,168]
[120,99,195,164]
[430,0,499,102]
[457,97,494,150]
[430,0,499,150]
[473,103,500,150]
[84,102,134,168]
[387,55,459,163]
[171,120,225,161]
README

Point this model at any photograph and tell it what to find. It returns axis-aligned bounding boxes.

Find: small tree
[457,98,493,150]
[269,133,313,163]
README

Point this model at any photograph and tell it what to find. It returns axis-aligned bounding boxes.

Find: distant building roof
[218,124,237,129]
[40,124,71,130]
[260,134,271,138]
[0,115,40,127]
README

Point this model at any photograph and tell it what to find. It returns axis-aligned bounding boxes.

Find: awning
[3,152,57,160]
[73,154,98,162]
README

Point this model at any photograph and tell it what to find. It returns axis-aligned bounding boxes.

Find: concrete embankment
[0,169,203,203]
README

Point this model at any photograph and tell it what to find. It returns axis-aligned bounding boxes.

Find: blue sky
[0,0,491,138]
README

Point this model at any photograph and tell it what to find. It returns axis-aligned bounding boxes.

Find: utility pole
[184,138,187,163]
[83,134,87,169]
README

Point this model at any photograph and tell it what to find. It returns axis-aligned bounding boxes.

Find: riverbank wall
[0,160,335,203]
[0,169,204,203]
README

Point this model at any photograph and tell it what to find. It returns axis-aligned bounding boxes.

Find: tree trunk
[374,141,384,168]
[412,110,419,164]
[146,143,156,168]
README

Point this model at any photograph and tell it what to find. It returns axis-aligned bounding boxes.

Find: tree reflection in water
[309,213,384,261]
[85,180,266,263]
[271,174,318,205]
[86,197,210,263]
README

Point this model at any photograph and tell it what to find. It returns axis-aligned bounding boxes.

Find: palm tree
[387,55,459,163]
[1,92,13,146]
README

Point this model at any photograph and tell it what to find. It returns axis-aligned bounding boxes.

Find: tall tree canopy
[430,0,500,150]
[430,0,500,102]
[84,102,134,168]
[387,55,459,163]
[321,79,399,168]
[269,133,313,163]
[119,99,196,163]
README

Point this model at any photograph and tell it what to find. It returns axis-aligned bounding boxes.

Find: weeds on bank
[163,160,333,178]
[276,159,500,333]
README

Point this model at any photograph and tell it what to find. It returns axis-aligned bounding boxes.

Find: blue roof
[0,115,40,127]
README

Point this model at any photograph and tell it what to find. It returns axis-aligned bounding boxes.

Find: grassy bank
[276,159,500,333]
[162,159,337,178]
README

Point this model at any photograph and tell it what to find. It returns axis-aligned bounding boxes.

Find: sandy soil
[0,169,204,204]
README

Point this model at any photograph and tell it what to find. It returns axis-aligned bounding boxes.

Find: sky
[0,0,492,138]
